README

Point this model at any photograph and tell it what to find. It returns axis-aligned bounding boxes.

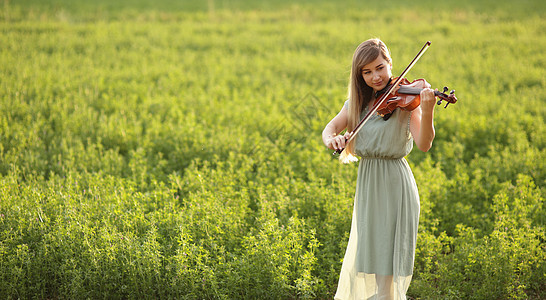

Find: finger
[328,137,338,150]
[336,136,344,149]
[341,133,350,148]
[421,88,434,100]
[332,137,340,150]
[337,136,346,149]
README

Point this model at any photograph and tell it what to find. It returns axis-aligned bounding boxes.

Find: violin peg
[437,99,443,105]
[443,86,448,93]
[450,89,455,94]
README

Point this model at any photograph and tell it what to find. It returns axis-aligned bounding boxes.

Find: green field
[1,0,545,298]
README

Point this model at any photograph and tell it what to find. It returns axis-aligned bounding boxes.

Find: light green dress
[335,103,420,300]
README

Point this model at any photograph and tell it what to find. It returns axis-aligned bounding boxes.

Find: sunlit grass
[0,0,544,298]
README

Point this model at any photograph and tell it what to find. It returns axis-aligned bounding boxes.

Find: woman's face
[361,56,392,92]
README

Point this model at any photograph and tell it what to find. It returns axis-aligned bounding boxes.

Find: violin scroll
[435,86,457,108]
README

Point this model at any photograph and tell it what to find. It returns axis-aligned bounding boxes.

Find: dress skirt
[334,157,420,300]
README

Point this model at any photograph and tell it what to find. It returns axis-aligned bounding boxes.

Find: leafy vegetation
[0,0,544,298]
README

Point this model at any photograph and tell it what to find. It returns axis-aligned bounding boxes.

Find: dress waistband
[361,156,404,160]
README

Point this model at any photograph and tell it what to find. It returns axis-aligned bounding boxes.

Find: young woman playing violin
[322,38,438,300]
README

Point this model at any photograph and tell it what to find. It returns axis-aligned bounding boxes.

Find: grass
[1,0,545,298]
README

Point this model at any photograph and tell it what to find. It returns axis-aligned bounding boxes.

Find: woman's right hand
[326,132,350,151]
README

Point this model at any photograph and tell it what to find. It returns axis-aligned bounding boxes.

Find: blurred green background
[0,0,544,298]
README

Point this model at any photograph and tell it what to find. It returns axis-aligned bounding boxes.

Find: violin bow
[335,41,431,155]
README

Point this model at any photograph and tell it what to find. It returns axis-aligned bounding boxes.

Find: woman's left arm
[410,88,436,152]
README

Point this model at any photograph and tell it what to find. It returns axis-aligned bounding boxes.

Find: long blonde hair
[339,38,392,163]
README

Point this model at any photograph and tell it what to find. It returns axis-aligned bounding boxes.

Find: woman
[322,39,437,300]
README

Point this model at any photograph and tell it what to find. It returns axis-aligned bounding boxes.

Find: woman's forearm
[416,109,435,152]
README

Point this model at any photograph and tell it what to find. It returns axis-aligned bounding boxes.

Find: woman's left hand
[420,88,437,113]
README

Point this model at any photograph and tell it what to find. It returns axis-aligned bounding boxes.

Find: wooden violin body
[375,77,458,117]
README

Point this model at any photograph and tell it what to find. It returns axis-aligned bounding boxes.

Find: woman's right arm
[322,105,349,151]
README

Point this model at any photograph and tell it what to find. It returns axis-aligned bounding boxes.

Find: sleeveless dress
[334,102,420,300]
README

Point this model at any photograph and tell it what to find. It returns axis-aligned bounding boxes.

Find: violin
[374,77,458,119]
